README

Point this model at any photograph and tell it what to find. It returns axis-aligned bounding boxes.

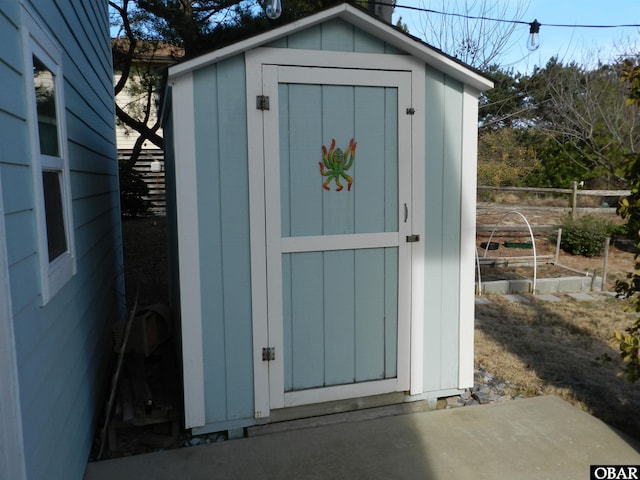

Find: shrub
[557,214,617,257]
[119,159,150,217]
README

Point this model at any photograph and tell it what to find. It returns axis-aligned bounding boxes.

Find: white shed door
[259,65,414,410]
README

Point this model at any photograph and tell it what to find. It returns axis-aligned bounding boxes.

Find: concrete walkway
[84,396,640,480]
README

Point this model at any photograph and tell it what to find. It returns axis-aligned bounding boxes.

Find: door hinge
[262,347,275,361]
[256,95,270,111]
[406,234,420,243]
[406,107,415,115]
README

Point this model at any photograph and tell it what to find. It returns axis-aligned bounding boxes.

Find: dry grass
[475,294,640,439]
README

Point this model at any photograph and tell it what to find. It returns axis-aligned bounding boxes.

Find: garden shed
[162,3,493,434]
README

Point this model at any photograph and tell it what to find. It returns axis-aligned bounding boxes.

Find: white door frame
[247,48,426,419]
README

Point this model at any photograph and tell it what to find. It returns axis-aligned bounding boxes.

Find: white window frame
[23,8,76,305]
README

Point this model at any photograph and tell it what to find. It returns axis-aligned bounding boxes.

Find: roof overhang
[168,3,493,92]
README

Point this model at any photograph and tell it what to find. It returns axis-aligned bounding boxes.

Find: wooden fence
[118,150,166,216]
[477,182,630,219]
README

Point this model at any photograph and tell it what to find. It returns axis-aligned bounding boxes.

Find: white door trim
[247,50,425,417]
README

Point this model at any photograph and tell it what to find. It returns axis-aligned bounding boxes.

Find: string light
[265,0,282,19]
[380,2,640,30]
[527,19,541,52]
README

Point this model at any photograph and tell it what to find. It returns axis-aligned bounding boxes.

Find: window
[24,9,75,304]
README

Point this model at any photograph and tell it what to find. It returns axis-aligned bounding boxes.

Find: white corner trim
[0,169,27,480]
[458,86,480,389]
[409,67,426,396]
[171,73,206,428]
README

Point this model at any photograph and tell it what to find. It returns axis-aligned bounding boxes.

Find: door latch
[406,235,420,243]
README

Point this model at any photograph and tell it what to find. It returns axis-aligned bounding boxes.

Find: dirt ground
[476,203,635,289]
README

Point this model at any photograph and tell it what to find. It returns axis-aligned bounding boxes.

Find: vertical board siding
[440,76,463,388]
[193,64,226,423]
[283,248,399,391]
[193,56,254,424]
[422,66,464,392]
[320,19,355,51]
[215,55,253,421]
[4,1,123,479]
[323,249,355,385]
[280,83,323,237]
[290,252,325,390]
[354,248,385,381]
[286,25,322,49]
[275,19,394,54]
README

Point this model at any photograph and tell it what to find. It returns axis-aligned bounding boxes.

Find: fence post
[554,228,562,264]
[571,181,578,220]
[601,237,610,291]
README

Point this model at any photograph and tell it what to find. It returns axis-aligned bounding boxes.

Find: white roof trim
[168,3,493,91]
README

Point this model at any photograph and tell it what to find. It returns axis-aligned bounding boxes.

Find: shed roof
[167,3,493,92]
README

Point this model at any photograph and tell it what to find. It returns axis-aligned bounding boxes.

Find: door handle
[404,203,408,223]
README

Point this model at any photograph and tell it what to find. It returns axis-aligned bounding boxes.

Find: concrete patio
[84,396,640,480]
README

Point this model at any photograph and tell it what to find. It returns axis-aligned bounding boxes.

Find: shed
[163,3,493,435]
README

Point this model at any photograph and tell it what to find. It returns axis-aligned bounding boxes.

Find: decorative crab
[319,138,357,191]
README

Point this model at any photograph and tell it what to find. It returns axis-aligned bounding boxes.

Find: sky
[392,0,640,73]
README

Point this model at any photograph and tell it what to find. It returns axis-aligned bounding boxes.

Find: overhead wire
[374,1,640,30]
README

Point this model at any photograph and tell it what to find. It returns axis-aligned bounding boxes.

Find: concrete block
[590,276,603,291]
[567,292,596,301]
[509,279,531,294]
[534,278,559,293]
[482,280,510,295]
[535,294,562,302]
[557,277,585,293]
[475,297,493,305]
[503,294,529,303]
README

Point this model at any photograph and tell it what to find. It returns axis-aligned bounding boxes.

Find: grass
[475,294,640,440]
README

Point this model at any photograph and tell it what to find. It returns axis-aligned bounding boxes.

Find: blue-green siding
[193,57,254,424]
[0,1,123,478]
[423,66,464,392]
[270,18,403,54]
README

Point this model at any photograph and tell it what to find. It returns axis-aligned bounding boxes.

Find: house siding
[0,1,123,479]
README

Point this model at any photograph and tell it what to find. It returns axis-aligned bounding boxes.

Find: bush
[557,215,617,257]
[119,159,150,217]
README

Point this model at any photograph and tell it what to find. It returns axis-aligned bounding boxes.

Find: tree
[110,0,348,162]
[612,57,640,382]
[413,0,530,71]
[524,57,639,187]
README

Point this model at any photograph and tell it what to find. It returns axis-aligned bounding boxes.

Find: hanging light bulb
[527,19,541,51]
[265,0,282,19]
